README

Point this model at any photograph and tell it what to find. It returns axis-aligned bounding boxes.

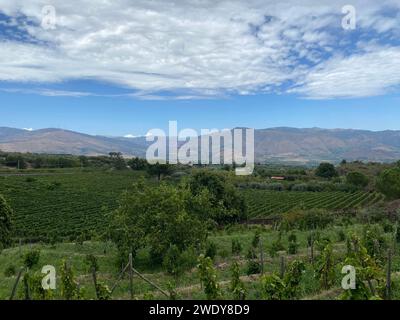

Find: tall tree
[315,163,338,179]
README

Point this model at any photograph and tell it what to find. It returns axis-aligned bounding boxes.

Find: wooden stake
[9,267,24,300]
[110,262,130,294]
[129,253,134,299]
[259,239,264,275]
[92,267,98,299]
[280,255,285,278]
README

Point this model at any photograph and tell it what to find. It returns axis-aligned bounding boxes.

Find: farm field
[0,169,146,241]
[243,190,384,219]
[1,225,400,300]
[0,169,386,241]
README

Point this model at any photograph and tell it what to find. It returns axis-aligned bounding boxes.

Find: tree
[346,171,369,188]
[108,180,211,265]
[0,194,13,249]
[377,167,400,200]
[127,157,148,170]
[187,171,247,224]
[315,163,338,179]
[146,162,173,181]
[109,152,126,170]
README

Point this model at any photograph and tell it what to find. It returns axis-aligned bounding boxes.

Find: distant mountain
[0,127,148,157]
[1,126,400,164]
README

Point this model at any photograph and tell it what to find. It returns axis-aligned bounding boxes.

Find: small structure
[271,176,285,180]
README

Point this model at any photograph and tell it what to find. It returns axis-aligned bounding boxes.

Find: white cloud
[123,134,137,138]
[290,46,400,99]
[0,0,399,99]
[23,128,33,131]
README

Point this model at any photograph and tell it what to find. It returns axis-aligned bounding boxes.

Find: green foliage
[267,239,285,258]
[261,274,286,300]
[288,233,298,255]
[361,225,386,261]
[245,189,382,219]
[377,167,400,200]
[162,245,187,276]
[231,238,242,255]
[346,171,369,188]
[4,264,16,277]
[95,282,111,300]
[261,260,305,300]
[339,234,384,300]
[315,243,335,289]
[197,254,221,300]
[127,157,148,170]
[146,162,174,181]
[246,247,257,259]
[246,260,261,275]
[230,261,246,300]
[0,194,13,248]
[315,163,338,179]
[23,250,40,269]
[282,209,333,231]
[251,230,261,248]
[60,260,82,300]
[187,171,247,224]
[85,254,99,273]
[205,241,217,260]
[108,180,210,266]
[23,271,53,300]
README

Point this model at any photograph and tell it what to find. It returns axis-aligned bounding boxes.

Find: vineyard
[0,170,144,240]
[243,190,384,218]
[0,169,386,241]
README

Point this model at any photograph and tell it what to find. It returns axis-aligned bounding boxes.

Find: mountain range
[1,127,400,164]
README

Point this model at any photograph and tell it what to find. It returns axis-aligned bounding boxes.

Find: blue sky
[0,1,400,137]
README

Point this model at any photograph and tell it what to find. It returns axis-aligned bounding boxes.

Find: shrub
[231,239,242,255]
[377,167,400,200]
[23,250,40,268]
[252,230,261,248]
[230,261,246,300]
[346,172,369,188]
[315,163,338,179]
[4,264,16,277]
[246,260,261,275]
[205,241,217,260]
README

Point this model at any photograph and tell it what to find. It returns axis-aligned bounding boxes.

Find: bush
[246,247,257,259]
[336,229,346,242]
[4,264,16,277]
[205,241,217,260]
[252,230,261,248]
[268,239,285,258]
[346,172,369,188]
[315,163,338,179]
[23,250,40,268]
[231,239,242,255]
[377,167,400,200]
[246,260,261,275]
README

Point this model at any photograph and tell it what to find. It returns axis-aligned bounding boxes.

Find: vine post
[280,255,286,278]
[259,238,264,275]
[386,248,392,300]
[129,253,134,299]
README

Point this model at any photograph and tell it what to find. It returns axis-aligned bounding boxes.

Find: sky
[0,0,400,137]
